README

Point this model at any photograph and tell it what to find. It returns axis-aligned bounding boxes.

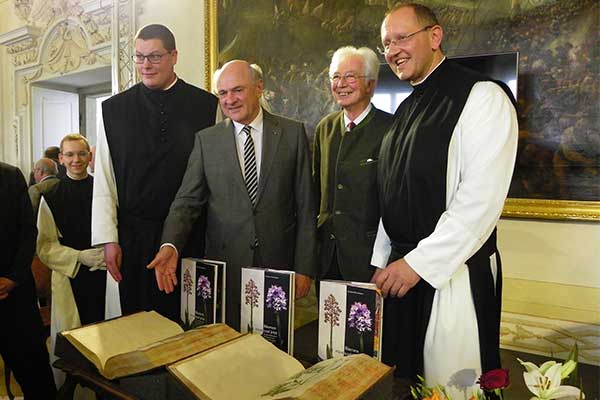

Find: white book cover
[241,267,295,355]
[318,280,347,360]
[318,280,383,361]
[240,267,265,335]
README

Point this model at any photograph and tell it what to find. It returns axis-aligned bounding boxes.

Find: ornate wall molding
[0,0,137,171]
[501,312,600,366]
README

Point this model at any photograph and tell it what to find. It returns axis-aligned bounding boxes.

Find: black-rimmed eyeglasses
[132,53,169,64]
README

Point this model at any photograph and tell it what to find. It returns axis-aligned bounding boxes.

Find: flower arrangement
[411,357,585,400]
[518,359,584,400]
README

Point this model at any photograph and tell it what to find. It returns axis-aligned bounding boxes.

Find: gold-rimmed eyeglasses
[377,25,434,55]
[329,72,368,84]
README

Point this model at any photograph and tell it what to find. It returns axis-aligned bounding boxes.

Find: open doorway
[31,66,111,167]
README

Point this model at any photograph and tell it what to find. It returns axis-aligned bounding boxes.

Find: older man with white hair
[313,46,393,283]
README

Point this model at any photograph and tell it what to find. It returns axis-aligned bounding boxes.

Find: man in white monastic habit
[37,134,106,387]
[370,3,518,398]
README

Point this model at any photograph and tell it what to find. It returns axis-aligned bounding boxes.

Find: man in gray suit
[148,60,317,330]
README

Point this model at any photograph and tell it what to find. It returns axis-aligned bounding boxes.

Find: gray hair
[34,158,58,176]
[211,60,271,112]
[329,46,380,84]
[212,60,263,94]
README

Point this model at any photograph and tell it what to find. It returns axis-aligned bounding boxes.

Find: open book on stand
[168,333,393,400]
[55,311,241,380]
[241,267,295,354]
[318,280,383,361]
[181,258,226,328]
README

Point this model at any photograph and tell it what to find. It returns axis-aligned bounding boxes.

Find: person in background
[37,134,106,386]
[28,157,59,218]
[44,145,67,178]
[0,161,57,399]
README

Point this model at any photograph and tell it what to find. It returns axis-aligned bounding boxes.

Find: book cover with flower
[194,263,216,325]
[180,258,226,329]
[241,267,296,355]
[344,287,377,358]
[263,271,293,353]
[318,280,383,361]
[318,281,347,360]
[240,268,265,336]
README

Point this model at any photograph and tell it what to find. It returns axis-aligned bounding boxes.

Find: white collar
[344,103,372,130]
[233,108,264,135]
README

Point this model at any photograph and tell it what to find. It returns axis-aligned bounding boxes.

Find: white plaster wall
[498,218,600,289]
[0,0,20,164]
[137,0,207,89]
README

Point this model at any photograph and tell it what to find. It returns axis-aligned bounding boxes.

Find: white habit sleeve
[404,82,518,289]
[36,197,80,277]
[91,116,119,246]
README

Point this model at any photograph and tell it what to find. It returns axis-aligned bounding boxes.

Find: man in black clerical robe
[92,24,218,322]
[313,45,393,283]
[38,134,107,386]
[0,161,56,398]
[371,4,518,398]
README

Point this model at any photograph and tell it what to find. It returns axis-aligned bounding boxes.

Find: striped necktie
[243,125,258,205]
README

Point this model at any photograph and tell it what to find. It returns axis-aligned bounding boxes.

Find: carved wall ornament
[2,0,138,170]
[13,0,33,22]
[44,20,90,73]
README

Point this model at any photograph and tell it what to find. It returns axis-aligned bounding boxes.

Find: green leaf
[566,343,580,386]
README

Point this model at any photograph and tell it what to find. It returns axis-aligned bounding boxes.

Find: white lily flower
[520,362,585,400]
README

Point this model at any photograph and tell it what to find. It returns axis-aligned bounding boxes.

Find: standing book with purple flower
[241,267,295,354]
[181,258,226,329]
[318,280,383,361]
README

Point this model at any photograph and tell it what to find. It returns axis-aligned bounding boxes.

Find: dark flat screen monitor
[373,52,518,114]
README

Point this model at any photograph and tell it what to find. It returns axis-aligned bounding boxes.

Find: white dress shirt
[232,108,264,182]
[343,103,372,130]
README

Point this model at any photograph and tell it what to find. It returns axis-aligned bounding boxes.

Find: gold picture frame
[204,0,218,92]
[503,199,600,221]
[203,1,600,222]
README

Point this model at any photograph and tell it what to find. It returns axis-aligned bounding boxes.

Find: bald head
[34,158,58,183]
[214,60,264,125]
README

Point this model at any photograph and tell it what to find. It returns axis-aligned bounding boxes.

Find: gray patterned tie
[243,125,258,205]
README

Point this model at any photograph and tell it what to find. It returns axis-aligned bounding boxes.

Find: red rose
[477,368,510,391]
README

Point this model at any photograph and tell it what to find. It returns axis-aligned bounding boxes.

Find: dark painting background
[217,0,599,201]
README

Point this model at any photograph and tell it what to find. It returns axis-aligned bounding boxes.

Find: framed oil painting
[204,0,599,221]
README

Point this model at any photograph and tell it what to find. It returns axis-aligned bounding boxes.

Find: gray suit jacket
[28,175,59,220]
[162,110,317,329]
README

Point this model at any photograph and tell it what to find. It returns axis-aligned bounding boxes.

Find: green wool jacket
[313,106,394,282]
